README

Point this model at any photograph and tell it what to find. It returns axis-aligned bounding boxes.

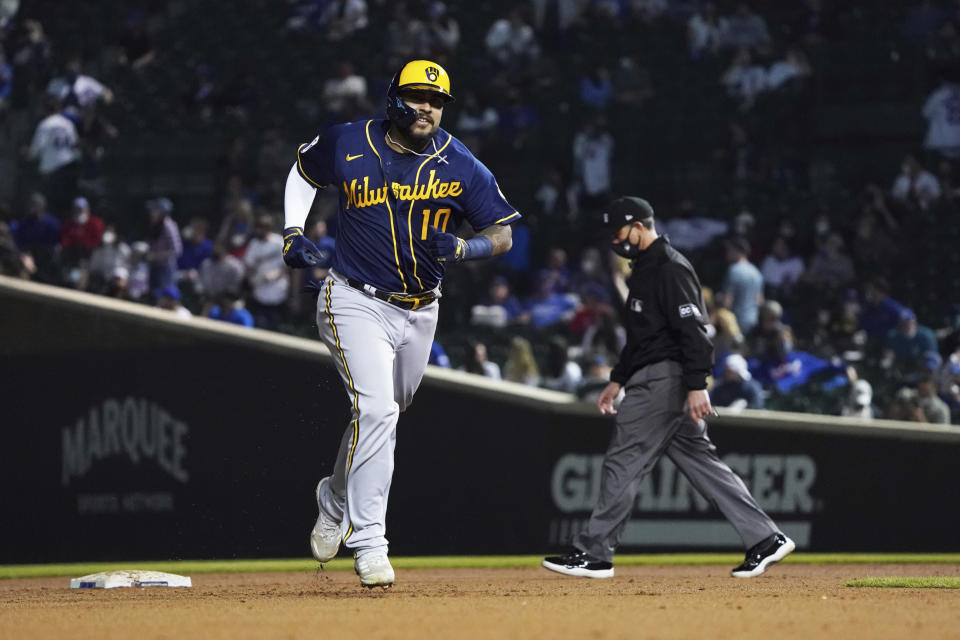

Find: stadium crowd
[1,0,960,424]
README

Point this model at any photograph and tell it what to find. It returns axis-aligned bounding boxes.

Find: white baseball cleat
[354,550,395,588]
[309,478,342,563]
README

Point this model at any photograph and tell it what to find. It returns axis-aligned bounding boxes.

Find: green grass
[846,577,960,589]
[2,554,959,580]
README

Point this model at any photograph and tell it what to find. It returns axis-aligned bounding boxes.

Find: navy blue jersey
[296,119,521,293]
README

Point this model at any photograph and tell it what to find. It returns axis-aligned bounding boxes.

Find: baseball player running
[542,197,794,580]
[282,60,520,588]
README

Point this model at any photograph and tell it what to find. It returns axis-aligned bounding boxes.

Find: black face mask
[611,235,641,259]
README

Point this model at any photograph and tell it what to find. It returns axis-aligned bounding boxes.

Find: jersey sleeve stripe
[493,212,521,224]
[296,143,327,189]
[365,119,408,293]
[407,133,454,292]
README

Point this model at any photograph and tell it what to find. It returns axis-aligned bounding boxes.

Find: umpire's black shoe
[731,533,796,578]
[542,549,614,579]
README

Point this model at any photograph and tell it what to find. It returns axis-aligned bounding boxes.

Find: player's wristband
[461,236,494,261]
[282,226,303,256]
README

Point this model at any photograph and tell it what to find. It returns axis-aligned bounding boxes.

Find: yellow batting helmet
[389,59,454,102]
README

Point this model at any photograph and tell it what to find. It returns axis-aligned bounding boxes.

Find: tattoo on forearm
[479,224,513,256]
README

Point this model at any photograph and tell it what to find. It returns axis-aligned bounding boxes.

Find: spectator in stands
[154,284,192,319]
[579,64,612,110]
[425,2,459,56]
[326,0,369,41]
[657,197,728,252]
[207,291,254,328]
[522,272,580,329]
[576,354,615,402]
[10,192,59,278]
[760,236,804,297]
[537,247,571,294]
[485,7,538,67]
[26,97,80,214]
[882,309,939,372]
[891,154,941,208]
[570,247,609,298]
[504,336,540,386]
[887,387,926,422]
[840,379,877,420]
[572,114,614,210]
[0,221,35,279]
[803,233,855,290]
[199,242,245,311]
[745,300,793,378]
[860,278,906,340]
[178,218,213,280]
[460,341,502,380]
[470,275,524,328]
[722,236,763,332]
[705,287,743,354]
[10,20,52,99]
[143,197,181,289]
[456,91,499,157]
[688,2,723,61]
[569,281,615,337]
[542,336,582,393]
[711,353,764,410]
[816,291,866,358]
[918,372,951,423]
[244,214,289,329]
[766,47,813,93]
[60,196,104,265]
[722,48,767,111]
[88,225,130,291]
[322,61,370,121]
[216,197,254,256]
[116,9,156,70]
[936,351,960,416]
[429,341,451,368]
[922,76,960,159]
[533,166,577,219]
[904,0,945,42]
[721,3,771,51]
[46,56,114,112]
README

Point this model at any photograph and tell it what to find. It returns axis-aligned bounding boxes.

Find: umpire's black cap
[601,196,655,230]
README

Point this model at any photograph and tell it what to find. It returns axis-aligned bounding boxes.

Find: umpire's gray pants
[574,361,777,562]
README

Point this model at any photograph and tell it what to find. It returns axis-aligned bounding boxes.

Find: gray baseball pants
[314,270,438,557]
[574,360,778,562]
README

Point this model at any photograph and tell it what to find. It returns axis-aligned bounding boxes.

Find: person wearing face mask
[542,196,794,581]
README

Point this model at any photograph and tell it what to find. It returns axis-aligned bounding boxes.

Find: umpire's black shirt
[610,236,714,390]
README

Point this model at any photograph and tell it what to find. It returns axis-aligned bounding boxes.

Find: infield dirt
[2,564,958,639]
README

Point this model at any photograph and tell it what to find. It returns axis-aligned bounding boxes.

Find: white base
[70,570,192,589]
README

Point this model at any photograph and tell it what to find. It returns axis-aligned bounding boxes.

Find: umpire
[542,197,794,579]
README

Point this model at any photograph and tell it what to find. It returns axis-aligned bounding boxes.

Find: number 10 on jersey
[421,208,452,239]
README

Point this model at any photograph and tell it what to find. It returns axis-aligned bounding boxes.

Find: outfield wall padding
[2,276,959,562]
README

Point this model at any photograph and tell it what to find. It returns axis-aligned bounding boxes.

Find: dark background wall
[2,279,958,563]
